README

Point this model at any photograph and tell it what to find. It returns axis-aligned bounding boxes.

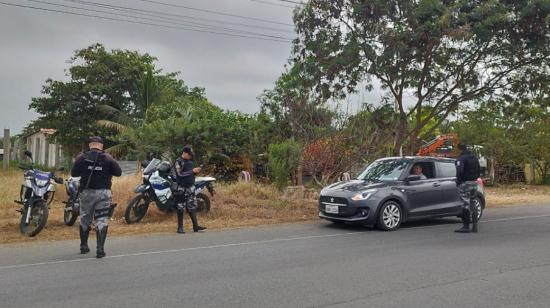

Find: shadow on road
[319,217,461,232]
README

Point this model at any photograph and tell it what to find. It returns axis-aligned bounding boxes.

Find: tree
[96,68,206,159]
[259,62,336,184]
[293,0,550,155]
[29,44,157,156]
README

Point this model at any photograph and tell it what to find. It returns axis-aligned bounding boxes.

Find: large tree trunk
[296,154,303,186]
[393,114,408,156]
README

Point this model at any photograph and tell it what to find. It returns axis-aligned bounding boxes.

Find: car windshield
[357,159,409,181]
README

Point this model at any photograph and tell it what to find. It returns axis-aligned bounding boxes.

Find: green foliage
[267,140,302,190]
[29,44,157,156]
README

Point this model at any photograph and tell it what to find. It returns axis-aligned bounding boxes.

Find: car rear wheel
[473,197,483,221]
[377,201,402,231]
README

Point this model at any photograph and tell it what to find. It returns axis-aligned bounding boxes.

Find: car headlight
[351,189,377,201]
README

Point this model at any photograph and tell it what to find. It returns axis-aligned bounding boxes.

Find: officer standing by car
[174,145,206,234]
[455,143,481,233]
[71,136,122,258]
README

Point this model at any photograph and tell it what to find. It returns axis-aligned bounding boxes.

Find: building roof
[23,128,57,138]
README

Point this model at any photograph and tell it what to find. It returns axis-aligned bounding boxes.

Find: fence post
[3,128,10,171]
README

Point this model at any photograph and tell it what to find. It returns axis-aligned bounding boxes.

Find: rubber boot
[96,226,108,258]
[177,210,185,234]
[189,210,206,232]
[455,208,471,233]
[79,226,90,254]
[471,206,479,233]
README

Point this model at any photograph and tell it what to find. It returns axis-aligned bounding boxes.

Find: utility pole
[3,128,10,171]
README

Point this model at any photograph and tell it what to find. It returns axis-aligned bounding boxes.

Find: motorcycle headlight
[351,189,378,201]
[35,179,49,187]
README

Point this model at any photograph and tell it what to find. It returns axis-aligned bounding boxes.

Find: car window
[410,162,435,179]
[437,162,456,178]
[357,160,409,181]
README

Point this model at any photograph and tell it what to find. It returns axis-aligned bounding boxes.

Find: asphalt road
[1,204,550,308]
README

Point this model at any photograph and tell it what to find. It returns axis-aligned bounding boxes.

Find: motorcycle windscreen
[143,158,162,175]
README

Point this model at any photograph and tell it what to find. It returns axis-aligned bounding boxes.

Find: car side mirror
[406,175,421,182]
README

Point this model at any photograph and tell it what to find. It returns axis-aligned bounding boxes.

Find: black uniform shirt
[175,157,196,187]
[456,149,480,183]
[71,149,122,190]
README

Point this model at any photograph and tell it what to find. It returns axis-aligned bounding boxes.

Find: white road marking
[1,213,550,271]
[0,231,365,271]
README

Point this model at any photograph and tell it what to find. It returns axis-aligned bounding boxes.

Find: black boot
[177,211,185,234]
[96,226,108,258]
[79,226,90,254]
[189,210,206,232]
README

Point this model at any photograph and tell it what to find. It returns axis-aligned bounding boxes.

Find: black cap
[89,136,104,144]
[182,145,193,155]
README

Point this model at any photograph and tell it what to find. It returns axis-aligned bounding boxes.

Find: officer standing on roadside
[455,143,481,233]
[174,145,206,234]
[71,136,122,258]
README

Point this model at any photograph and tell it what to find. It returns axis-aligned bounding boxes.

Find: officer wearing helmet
[174,145,206,233]
[71,136,121,258]
[455,143,481,233]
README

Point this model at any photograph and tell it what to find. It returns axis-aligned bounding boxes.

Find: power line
[65,0,294,33]
[135,0,294,27]
[25,0,293,40]
[0,1,291,43]
[250,0,295,9]
[279,0,305,4]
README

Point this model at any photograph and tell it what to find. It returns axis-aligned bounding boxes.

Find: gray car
[319,156,485,231]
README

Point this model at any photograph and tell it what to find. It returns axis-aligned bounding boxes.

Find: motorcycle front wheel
[20,201,49,237]
[63,201,78,226]
[125,194,150,224]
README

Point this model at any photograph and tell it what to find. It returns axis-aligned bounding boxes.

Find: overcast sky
[0,0,378,135]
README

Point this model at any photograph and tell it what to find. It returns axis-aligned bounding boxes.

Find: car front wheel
[377,201,402,231]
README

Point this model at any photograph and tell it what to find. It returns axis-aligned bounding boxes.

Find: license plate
[325,204,339,214]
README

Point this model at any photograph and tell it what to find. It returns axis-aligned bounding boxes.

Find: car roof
[376,156,456,163]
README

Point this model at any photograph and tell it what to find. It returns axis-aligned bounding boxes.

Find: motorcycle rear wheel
[63,201,78,226]
[125,194,150,224]
[20,201,49,237]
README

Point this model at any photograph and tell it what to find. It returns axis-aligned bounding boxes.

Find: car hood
[322,180,387,193]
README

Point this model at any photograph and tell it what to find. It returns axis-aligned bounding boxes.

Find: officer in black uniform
[71,136,122,258]
[455,143,481,233]
[174,146,206,234]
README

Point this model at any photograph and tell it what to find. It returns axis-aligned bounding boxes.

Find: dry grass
[1,169,549,245]
[485,185,550,207]
[0,171,317,244]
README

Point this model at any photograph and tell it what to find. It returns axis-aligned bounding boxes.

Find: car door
[435,161,462,214]
[401,161,443,217]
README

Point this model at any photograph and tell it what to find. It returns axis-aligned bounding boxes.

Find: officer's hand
[193,167,201,174]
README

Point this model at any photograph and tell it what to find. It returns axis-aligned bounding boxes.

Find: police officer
[71,136,122,258]
[455,143,481,233]
[174,146,206,234]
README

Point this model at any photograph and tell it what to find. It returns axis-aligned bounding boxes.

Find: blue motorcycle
[15,150,63,237]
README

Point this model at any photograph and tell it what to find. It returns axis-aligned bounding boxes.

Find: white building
[24,129,65,167]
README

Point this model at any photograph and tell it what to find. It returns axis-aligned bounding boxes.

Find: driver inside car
[411,164,428,180]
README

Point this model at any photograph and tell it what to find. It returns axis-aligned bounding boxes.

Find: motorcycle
[62,176,80,226]
[124,158,215,224]
[14,150,63,237]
